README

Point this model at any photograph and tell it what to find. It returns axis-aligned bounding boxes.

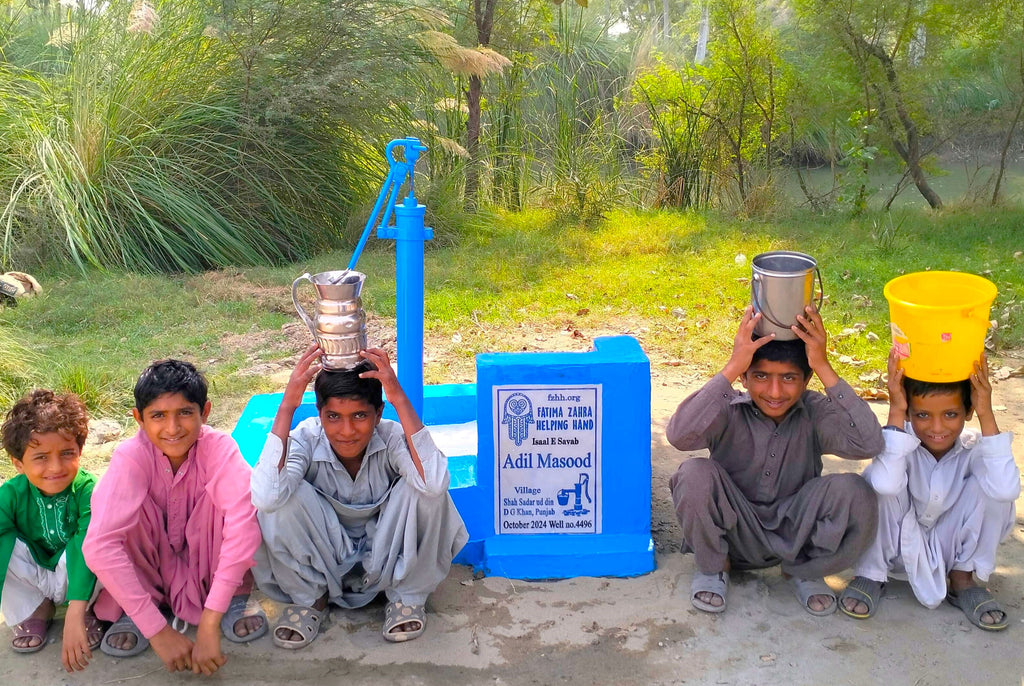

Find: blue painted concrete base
[231,336,654,579]
[483,534,655,580]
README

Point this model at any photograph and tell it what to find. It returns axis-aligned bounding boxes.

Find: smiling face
[14,431,81,496]
[742,359,811,423]
[319,396,383,461]
[132,392,210,466]
[907,391,970,459]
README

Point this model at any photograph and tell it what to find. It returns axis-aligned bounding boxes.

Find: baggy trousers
[670,458,878,579]
[853,475,1015,608]
[91,491,251,627]
[253,479,468,608]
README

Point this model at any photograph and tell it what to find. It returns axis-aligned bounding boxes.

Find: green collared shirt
[0,470,97,601]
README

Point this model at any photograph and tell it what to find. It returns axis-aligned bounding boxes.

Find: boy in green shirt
[0,390,102,672]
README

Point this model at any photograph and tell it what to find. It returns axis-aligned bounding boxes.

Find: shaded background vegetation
[0,0,1022,418]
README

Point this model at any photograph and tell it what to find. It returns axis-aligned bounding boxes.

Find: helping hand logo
[501,393,534,446]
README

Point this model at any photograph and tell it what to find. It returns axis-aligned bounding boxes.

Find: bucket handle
[291,273,317,337]
[751,267,825,332]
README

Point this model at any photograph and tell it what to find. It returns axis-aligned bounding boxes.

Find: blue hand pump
[347,137,433,417]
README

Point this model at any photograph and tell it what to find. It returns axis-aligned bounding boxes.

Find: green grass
[0,207,1020,433]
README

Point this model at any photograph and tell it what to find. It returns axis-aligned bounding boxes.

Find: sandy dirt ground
[2,362,1023,685]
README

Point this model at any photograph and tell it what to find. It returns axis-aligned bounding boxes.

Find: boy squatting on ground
[251,345,468,649]
[667,305,884,615]
[0,390,102,672]
[839,349,1019,630]
[83,360,267,676]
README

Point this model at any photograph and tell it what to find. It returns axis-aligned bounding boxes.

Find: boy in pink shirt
[83,360,265,675]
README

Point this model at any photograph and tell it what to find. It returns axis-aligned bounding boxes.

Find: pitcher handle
[291,273,316,335]
[814,267,824,311]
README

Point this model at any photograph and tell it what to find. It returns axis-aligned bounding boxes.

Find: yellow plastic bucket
[883,271,997,382]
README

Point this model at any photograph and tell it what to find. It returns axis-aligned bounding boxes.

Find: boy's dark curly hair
[2,389,89,460]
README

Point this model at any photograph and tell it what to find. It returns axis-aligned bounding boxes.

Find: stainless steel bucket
[750,251,823,341]
[292,270,368,369]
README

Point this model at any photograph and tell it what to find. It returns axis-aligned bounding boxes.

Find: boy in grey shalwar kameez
[250,345,468,649]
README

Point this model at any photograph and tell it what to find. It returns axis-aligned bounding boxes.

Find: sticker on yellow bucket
[890,322,910,359]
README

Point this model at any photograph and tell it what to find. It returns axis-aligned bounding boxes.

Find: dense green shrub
[0,0,407,272]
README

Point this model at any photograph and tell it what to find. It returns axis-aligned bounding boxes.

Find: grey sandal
[221,595,268,643]
[838,576,884,619]
[690,571,728,613]
[383,601,426,642]
[272,604,325,650]
[791,577,837,616]
[100,613,149,658]
[947,586,1009,631]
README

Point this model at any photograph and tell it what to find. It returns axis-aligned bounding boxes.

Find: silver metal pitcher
[750,251,823,340]
[292,270,367,370]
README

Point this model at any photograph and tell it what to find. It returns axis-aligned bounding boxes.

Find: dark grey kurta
[667,374,884,578]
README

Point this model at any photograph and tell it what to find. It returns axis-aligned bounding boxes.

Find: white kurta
[250,418,468,607]
[854,426,1019,608]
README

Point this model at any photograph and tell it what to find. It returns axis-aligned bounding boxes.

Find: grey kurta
[250,418,468,607]
[667,374,884,577]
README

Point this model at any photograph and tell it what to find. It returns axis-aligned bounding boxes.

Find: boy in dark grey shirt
[667,305,883,615]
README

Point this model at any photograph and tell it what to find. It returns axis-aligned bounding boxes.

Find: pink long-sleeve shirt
[83,425,260,638]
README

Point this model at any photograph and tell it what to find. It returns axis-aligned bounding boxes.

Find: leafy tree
[790,0,990,210]
[702,0,788,204]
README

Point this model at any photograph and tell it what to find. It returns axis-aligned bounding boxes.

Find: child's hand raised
[358,348,400,393]
[970,352,999,436]
[793,304,828,371]
[792,303,840,388]
[282,344,323,410]
[886,346,907,426]
[721,306,774,382]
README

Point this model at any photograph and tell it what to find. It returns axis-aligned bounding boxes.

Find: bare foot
[694,559,730,609]
[784,573,835,614]
[12,599,54,651]
[841,596,868,616]
[949,570,1004,627]
[806,594,835,613]
[106,627,137,652]
[233,615,265,638]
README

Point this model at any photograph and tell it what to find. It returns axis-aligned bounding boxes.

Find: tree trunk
[992,93,1024,205]
[847,29,943,209]
[464,0,498,211]
[695,4,709,64]
[465,75,483,210]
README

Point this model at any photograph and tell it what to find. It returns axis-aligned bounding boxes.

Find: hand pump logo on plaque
[495,385,601,534]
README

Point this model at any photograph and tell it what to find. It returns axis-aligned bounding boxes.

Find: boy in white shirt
[839,349,1019,630]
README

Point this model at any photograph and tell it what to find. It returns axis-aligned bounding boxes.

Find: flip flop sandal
[690,571,728,613]
[83,610,108,651]
[382,601,426,642]
[947,586,1009,631]
[838,576,884,619]
[272,605,325,650]
[100,613,149,658]
[11,617,50,654]
[791,577,837,616]
[220,595,268,644]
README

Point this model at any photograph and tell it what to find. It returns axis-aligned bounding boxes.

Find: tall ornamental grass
[0,0,362,272]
